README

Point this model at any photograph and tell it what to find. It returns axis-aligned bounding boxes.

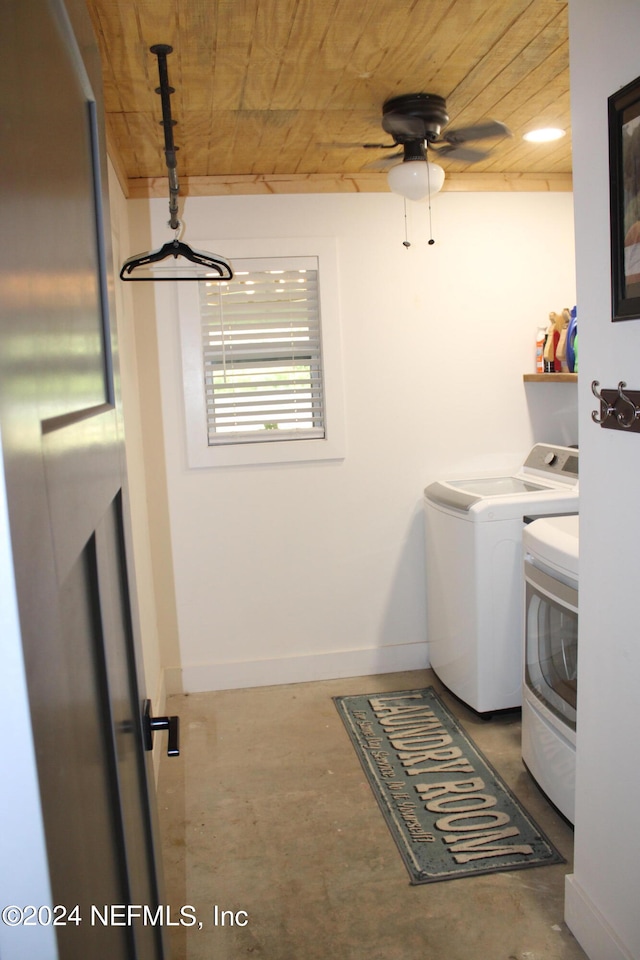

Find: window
[200,258,324,445]
[178,237,345,467]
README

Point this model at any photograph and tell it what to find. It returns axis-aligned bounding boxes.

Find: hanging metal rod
[119,42,233,281]
[150,43,180,231]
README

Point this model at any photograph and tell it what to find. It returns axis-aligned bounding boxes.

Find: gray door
[0,2,167,958]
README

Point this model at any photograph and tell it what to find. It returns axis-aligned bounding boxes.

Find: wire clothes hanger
[120,44,233,282]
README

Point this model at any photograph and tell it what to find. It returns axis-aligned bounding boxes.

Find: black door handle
[142,699,180,757]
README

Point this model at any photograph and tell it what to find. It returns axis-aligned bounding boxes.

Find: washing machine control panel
[522,444,579,481]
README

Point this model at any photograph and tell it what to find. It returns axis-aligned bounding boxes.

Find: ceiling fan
[374,92,511,164]
[326,93,511,201]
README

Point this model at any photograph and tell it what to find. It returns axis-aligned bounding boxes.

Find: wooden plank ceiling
[84,0,572,197]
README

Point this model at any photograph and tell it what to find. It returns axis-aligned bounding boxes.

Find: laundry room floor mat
[333,686,564,884]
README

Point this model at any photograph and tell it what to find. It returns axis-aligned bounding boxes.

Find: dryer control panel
[522,444,579,482]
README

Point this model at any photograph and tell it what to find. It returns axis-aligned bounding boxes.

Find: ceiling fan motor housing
[382,93,450,143]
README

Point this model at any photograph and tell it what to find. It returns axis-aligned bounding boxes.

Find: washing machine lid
[425,476,553,512]
[424,477,579,519]
[423,443,579,519]
[524,514,579,579]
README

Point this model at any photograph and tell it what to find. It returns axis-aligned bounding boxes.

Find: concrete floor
[156,669,588,960]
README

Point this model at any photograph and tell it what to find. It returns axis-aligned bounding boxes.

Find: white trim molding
[565,875,636,960]
[164,641,429,694]
[178,236,346,468]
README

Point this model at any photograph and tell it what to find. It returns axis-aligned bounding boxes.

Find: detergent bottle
[535,326,547,373]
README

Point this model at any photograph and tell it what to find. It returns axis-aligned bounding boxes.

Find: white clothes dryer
[522,514,579,823]
[423,444,579,714]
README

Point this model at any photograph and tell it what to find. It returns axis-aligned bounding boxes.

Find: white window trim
[178,237,346,467]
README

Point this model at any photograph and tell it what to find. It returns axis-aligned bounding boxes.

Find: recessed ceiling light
[523,127,566,143]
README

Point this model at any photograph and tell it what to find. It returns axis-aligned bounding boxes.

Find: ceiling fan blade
[316,141,397,150]
[431,143,490,163]
[364,152,404,170]
[381,112,426,139]
[443,120,511,144]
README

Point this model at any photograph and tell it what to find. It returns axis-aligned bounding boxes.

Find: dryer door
[525,561,578,730]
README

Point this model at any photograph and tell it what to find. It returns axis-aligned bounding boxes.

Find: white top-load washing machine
[523,514,579,823]
[423,444,579,714]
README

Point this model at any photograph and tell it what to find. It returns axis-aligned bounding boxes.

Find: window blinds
[199,259,325,445]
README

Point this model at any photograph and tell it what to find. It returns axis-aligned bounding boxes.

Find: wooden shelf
[523,373,578,382]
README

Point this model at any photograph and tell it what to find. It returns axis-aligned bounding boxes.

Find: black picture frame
[609,76,640,321]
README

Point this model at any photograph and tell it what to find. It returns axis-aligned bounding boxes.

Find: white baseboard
[164,641,429,695]
[565,874,635,960]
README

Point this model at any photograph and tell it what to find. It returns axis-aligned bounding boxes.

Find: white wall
[130,189,577,693]
[108,163,167,766]
[566,2,640,958]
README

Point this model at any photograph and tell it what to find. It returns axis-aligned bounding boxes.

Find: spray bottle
[566,305,578,373]
[535,325,547,373]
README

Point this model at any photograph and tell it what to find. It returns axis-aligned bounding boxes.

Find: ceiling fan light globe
[387,160,445,200]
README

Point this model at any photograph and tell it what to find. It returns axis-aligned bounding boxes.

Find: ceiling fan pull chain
[427,201,435,245]
[403,197,411,249]
[427,162,435,246]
